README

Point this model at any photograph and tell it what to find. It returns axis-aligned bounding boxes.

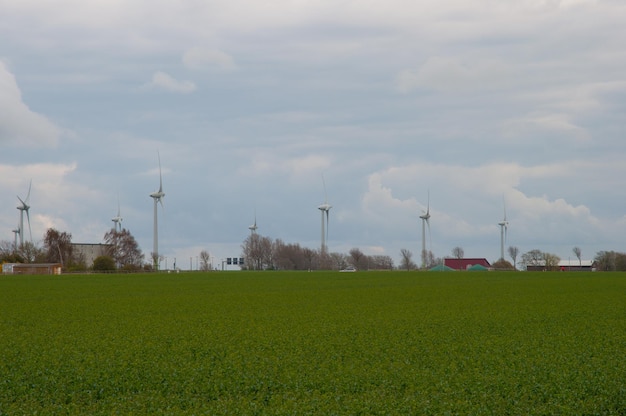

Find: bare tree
[199,250,211,271]
[543,252,561,271]
[521,249,560,271]
[508,246,519,270]
[330,252,349,270]
[43,228,74,267]
[400,248,416,271]
[16,241,44,264]
[521,249,544,269]
[369,255,394,270]
[104,229,144,270]
[573,247,582,269]
[349,248,368,270]
[424,250,438,269]
[242,234,274,270]
[452,246,464,259]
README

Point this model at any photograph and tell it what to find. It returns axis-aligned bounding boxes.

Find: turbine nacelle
[112,196,123,231]
[318,203,332,212]
[249,219,258,233]
[150,190,165,203]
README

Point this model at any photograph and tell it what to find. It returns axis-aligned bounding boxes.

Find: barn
[444,258,491,271]
[9,263,63,275]
[526,260,596,272]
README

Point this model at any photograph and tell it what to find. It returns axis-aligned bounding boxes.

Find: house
[444,258,491,271]
[10,263,63,275]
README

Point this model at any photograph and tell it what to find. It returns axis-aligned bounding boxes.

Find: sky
[1,0,625,269]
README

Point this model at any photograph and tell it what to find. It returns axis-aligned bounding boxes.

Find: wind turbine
[12,225,20,250]
[419,192,431,269]
[16,180,33,247]
[498,198,509,261]
[112,196,123,232]
[317,176,332,255]
[149,153,165,270]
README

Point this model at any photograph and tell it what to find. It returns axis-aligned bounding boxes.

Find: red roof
[444,258,491,270]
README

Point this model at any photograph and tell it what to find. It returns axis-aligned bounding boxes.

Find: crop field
[1,271,625,415]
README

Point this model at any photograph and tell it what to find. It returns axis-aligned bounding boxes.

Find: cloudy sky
[2,0,625,269]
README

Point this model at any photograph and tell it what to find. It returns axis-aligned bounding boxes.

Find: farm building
[7,263,63,275]
[72,243,112,267]
[444,258,491,271]
[526,260,596,272]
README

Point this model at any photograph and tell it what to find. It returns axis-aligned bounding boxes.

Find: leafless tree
[573,247,582,268]
[521,249,560,271]
[424,250,438,269]
[104,229,144,270]
[369,255,394,270]
[521,249,543,269]
[43,228,74,267]
[452,246,464,259]
[242,233,274,270]
[199,250,211,271]
[16,241,44,263]
[400,248,417,271]
[543,253,561,271]
[349,248,368,270]
[508,246,519,270]
[330,252,349,270]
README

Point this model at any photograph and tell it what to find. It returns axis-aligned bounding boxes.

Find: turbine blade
[26,179,32,204]
[322,174,328,204]
[158,152,163,193]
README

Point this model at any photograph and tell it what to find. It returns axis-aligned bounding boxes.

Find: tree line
[241,233,394,271]
[0,228,145,272]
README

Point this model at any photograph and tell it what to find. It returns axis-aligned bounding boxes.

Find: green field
[1,271,625,415]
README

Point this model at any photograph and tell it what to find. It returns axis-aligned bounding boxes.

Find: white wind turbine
[12,225,20,250]
[149,153,165,270]
[248,211,258,234]
[16,180,33,247]
[317,176,332,255]
[112,196,123,232]
[419,192,431,269]
[498,198,509,261]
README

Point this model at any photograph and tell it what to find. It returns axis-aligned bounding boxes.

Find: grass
[0,271,625,415]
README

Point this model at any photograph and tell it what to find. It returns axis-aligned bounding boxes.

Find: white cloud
[502,113,591,143]
[0,61,61,147]
[182,47,237,71]
[146,71,196,94]
[396,56,513,94]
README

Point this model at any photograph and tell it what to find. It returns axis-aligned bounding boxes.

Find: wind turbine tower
[12,226,20,250]
[498,199,509,261]
[16,180,33,247]
[419,192,431,269]
[149,153,165,270]
[317,177,332,255]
